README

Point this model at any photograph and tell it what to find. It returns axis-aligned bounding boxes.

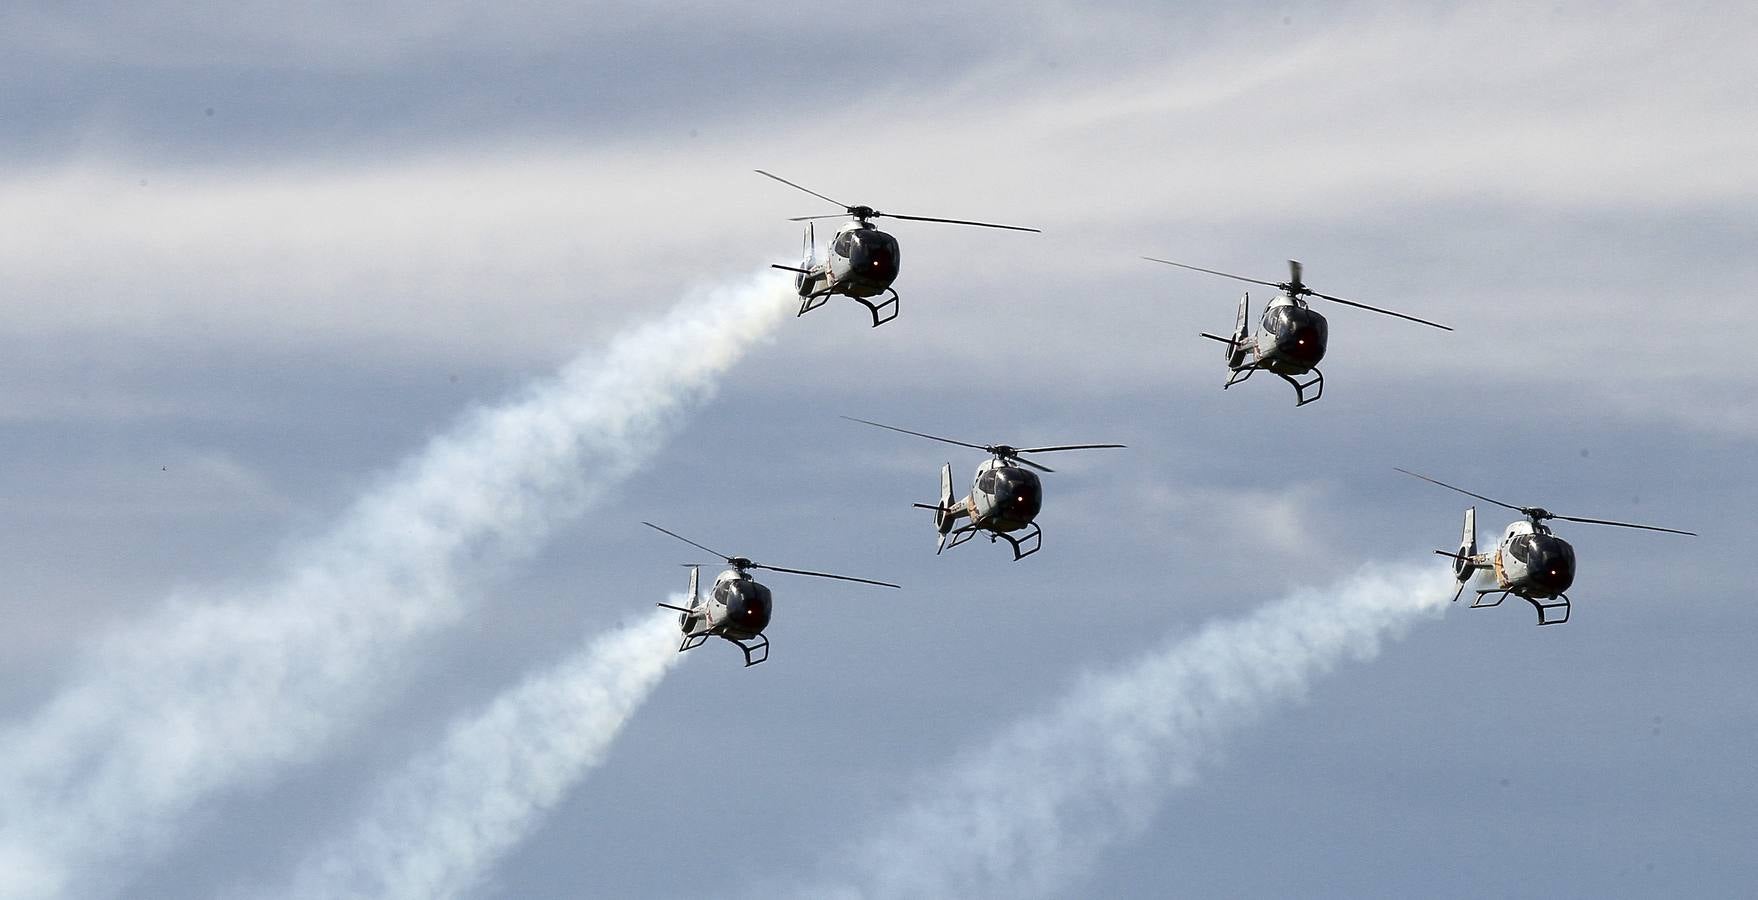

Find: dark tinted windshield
[1264,304,1327,365]
[1513,534,1576,594]
[850,231,899,277]
[991,466,1042,520]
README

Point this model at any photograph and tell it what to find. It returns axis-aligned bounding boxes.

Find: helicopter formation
[633,170,1695,665]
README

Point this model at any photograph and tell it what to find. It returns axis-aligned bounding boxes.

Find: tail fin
[936,463,956,534]
[801,221,817,269]
[1225,293,1250,368]
[659,565,703,624]
[1454,507,1477,581]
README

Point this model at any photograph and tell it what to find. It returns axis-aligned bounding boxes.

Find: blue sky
[0,3,1753,898]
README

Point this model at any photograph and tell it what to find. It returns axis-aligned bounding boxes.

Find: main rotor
[642,522,901,588]
[1394,468,1696,535]
[842,416,1124,473]
[756,170,1041,233]
[1143,257,1453,331]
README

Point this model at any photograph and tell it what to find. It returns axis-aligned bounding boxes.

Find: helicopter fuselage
[1249,294,1329,375]
[820,221,901,297]
[679,568,773,642]
[960,458,1044,534]
[1481,520,1577,599]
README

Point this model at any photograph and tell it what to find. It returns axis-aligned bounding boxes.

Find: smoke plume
[284,608,682,900]
[810,564,1451,899]
[0,275,789,899]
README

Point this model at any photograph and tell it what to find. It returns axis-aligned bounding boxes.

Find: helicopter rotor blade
[840,416,991,452]
[754,169,848,210]
[882,213,1041,233]
[1308,291,1453,331]
[787,214,857,221]
[1013,443,1128,454]
[1393,468,1525,513]
[641,522,733,563]
[1549,514,1697,536]
[748,563,902,589]
[1141,257,1284,290]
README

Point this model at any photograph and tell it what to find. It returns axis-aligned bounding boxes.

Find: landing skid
[1276,368,1323,407]
[941,527,977,554]
[791,285,899,327]
[988,522,1042,560]
[1196,337,1324,407]
[854,289,900,327]
[1471,589,1571,626]
[725,634,769,666]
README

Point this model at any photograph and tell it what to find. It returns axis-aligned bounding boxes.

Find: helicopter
[1143,257,1452,406]
[756,169,1040,327]
[843,417,1124,560]
[642,522,899,666]
[1395,468,1695,625]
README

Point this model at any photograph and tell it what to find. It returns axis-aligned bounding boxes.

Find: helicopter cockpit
[1508,533,1577,595]
[712,578,774,638]
[838,229,901,286]
[1263,303,1329,367]
[977,465,1044,529]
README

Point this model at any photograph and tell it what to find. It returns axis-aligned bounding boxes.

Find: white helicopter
[1396,468,1695,625]
[643,522,899,666]
[757,169,1040,327]
[1144,258,1452,406]
[843,417,1124,560]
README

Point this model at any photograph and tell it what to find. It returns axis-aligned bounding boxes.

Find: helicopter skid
[939,526,978,555]
[853,288,900,327]
[988,522,1042,560]
[1471,589,1571,626]
[1206,354,1323,406]
[1275,369,1323,406]
[678,631,710,653]
[1467,591,1506,610]
[791,284,898,327]
[726,633,769,666]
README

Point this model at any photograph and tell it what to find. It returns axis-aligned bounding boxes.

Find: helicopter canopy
[1263,303,1328,366]
[832,228,900,283]
[1508,533,1576,594]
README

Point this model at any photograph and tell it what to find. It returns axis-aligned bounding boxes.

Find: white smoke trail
[0,274,790,899]
[809,564,1453,900]
[284,608,682,900]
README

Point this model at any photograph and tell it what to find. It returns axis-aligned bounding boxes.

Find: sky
[0,2,1754,898]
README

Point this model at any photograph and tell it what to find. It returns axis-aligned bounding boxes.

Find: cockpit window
[833,233,854,256]
[1509,534,1534,562]
[1511,534,1575,571]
